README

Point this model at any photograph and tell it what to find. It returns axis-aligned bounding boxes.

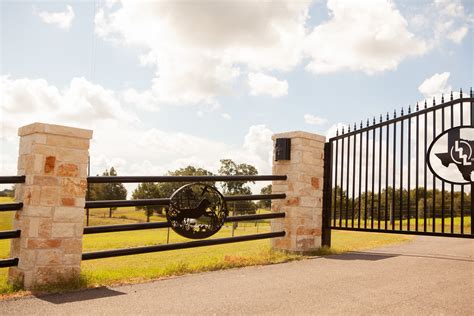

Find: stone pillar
[9,123,92,289]
[271,131,325,254]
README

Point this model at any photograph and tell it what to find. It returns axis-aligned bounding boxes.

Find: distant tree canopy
[257,184,272,210]
[0,187,14,198]
[332,185,472,220]
[131,165,215,221]
[131,161,261,220]
[87,167,127,217]
[218,159,258,215]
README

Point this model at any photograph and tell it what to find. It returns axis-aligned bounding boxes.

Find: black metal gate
[323,89,474,245]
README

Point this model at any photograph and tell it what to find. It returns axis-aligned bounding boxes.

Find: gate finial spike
[342,126,345,134]
[401,107,404,116]
[424,99,428,108]
[373,117,376,125]
[432,97,435,107]
[380,114,383,123]
[354,122,357,130]
[460,88,463,98]
[366,118,370,127]
[360,121,363,129]
[416,102,419,111]
[393,109,396,118]
[450,90,453,101]
[336,128,339,136]
[408,105,411,114]
[386,112,389,121]
[348,125,351,132]
[470,87,472,97]
[441,93,444,103]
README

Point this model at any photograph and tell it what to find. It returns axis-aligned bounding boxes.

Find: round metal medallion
[167,183,228,239]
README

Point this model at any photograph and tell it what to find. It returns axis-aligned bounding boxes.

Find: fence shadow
[37,287,126,305]
[324,252,399,261]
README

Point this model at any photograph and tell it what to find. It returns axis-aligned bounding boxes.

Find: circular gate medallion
[167,183,228,239]
[427,126,474,185]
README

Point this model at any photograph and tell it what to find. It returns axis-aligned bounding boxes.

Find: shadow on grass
[37,286,126,304]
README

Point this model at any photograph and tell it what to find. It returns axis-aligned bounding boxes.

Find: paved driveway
[1,236,473,315]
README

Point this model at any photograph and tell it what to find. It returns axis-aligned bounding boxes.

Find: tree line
[87,159,272,222]
[333,186,472,220]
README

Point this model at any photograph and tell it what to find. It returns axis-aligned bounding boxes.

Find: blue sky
[1,0,473,184]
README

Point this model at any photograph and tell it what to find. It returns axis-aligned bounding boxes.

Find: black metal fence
[0,176,24,268]
[82,175,287,260]
[323,90,474,240]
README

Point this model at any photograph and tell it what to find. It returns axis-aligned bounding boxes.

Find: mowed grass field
[0,197,414,295]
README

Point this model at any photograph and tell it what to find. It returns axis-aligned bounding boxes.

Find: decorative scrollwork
[167,183,228,239]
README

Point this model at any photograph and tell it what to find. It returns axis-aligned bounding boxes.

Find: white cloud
[94,1,309,108]
[304,114,327,126]
[221,113,232,120]
[418,72,451,97]
[304,0,428,74]
[448,26,469,44]
[0,76,275,194]
[248,73,288,98]
[35,5,75,30]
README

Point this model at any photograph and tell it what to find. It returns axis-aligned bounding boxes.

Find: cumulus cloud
[248,73,288,97]
[221,113,232,120]
[304,114,327,126]
[35,5,75,30]
[418,72,451,97]
[95,0,309,109]
[304,0,428,74]
[0,76,275,193]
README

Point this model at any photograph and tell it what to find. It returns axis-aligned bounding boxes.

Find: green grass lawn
[0,198,414,295]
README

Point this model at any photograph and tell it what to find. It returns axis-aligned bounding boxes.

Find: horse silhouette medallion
[167,183,228,239]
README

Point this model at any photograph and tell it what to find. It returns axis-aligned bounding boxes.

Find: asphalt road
[1,236,473,315]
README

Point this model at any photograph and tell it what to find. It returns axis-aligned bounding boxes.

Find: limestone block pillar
[271,131,326,254]
[9,123,92,289]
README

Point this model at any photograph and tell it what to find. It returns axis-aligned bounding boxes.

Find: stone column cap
[18,122,93,139]
[272,130,325,143]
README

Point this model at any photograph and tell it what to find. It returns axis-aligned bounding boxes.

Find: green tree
[257,184,272,210]
[132,182,163,222]
[88,167,127,217]
[218,159,258,215]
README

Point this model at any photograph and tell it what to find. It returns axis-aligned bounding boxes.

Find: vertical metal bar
[432,108,436,233]
[450,97,455,233]
[415,105,419,232]
[358,125,363,228]
[340,134,345,227]
[471,88,473,235]
[371,124,376,229]
[352,130,356,228]
[322,142,333,247]
[423,104,428,233]
[333,137,339,227]
[461,185,464,234]
[441,104,445,233]
[365,126,369,229]
[378,122,382,230]
[407,112,411,231]
[400,113,404,231]
[357,122,363,228]
[385,118,389,230]
[392,118,397,230]
[346,133,351,228]
[86,156,91,227]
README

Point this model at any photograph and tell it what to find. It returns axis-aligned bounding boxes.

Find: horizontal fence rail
[83,212,285,235]
[85,193,286,209]
[0,258,19,268]
[0,176,25,184]
[0,230,21,240]
[82,231,285,260]
[87,175,287,184]
[0,202,23,212]
[325,92,473,239]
